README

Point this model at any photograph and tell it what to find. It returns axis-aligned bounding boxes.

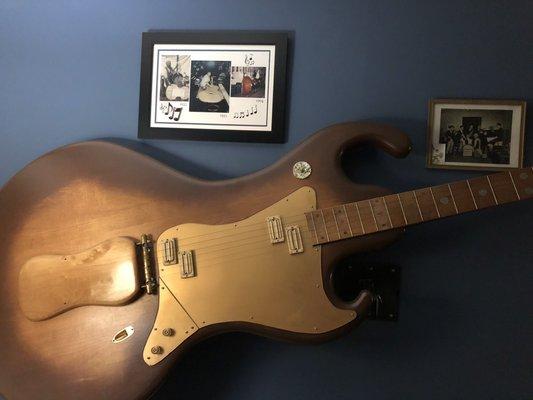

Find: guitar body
[0,122,411,400]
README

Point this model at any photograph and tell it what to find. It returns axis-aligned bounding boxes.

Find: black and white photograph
[189,60,231,113]
[231,66,266,98]
[138,31,288,143]
[427,99,526,171]
[159,55,190,101]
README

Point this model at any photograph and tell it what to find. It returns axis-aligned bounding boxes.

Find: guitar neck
[306,167,533,245]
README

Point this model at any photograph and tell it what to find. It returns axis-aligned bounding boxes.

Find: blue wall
[1,1,532,399]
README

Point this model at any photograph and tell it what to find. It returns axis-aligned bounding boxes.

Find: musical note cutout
[233,105,259,119]
[165,103,182,121]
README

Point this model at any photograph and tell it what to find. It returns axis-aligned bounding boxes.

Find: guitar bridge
[137,234,157,294]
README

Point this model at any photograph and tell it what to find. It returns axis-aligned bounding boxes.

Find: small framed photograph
[138,31,288,143]
[427,99,526,171]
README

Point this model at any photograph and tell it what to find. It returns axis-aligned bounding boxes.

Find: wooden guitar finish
[19,237,140,322]
[0,122,417,400]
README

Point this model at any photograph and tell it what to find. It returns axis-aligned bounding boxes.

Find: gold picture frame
[427,99,526,171]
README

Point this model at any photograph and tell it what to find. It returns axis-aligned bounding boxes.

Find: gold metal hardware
[286,225,304,254]
[178,250,195,279]
[143,281,198,366]
[112,325,134,344]
[266,215,285,243]
[137,234,157,294]
[144,187,355,366]
[162,328,175,337]
[162,238,178,265]
[151,346,163,355]
[153,187,354,345]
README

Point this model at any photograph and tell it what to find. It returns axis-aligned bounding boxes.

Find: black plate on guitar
[333,263,401,321]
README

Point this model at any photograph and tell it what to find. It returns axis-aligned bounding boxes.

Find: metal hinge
[137,234,157,294]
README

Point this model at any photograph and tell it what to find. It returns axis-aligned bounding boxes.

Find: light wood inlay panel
[18,237,139,321]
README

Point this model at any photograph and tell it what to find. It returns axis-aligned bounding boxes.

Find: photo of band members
[230,66,266,98]
[439,109,513,165]
[159,55,191,101]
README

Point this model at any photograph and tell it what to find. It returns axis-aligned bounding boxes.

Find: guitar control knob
[151,346,163,355]
[162,328,175,337]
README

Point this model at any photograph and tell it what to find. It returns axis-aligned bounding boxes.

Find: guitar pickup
[178,250,195,279]
[162,238,178,265]
[266,215,284,244]
[286,226,304,254]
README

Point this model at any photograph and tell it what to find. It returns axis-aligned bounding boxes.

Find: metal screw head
[151,346,163,355]
[162,328,174,337]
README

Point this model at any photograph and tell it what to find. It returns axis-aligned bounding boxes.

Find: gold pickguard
[143,187,355,365]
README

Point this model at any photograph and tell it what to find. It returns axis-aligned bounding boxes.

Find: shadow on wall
[153,333,259,399]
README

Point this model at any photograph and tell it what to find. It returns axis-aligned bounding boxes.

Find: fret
[369,201,379,228]
[355,202,366,234]
[383,194,407,228]
[487,172,519,204]
[449,180,477,212]
[320,210,331,242]
[345,203,364,235]
[398,191,423,224]
[412,191,424,220]
[447,184,459,214]
[468,177,497,209]
[356,200,378,233]
[486,176,498,204]
[508,171,521,200]
[429,187,441,217]
[414,188,439,221]
[382,197,394,228]
[332,206,352,239]
[343,205,354,236]
[509,167,533,200]
[310,211,329,243]
[322,208,341,242]
[466,180,479,209]
[431,184,458,218]
[305,212,319,244]
[332,208,340,234]
[397,194,408,225]
[369,197,392,231]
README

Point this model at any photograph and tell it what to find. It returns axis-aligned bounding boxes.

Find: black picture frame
[138,30,289,143]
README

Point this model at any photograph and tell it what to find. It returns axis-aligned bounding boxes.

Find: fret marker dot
[520,172,528,180]
[439,197,449,205]
[478,189,488,197]
[525,187,533,195]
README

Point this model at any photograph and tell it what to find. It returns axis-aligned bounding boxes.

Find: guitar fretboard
[305,167,533,245]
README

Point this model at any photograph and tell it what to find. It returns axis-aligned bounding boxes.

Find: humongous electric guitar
[0,122,531,399]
